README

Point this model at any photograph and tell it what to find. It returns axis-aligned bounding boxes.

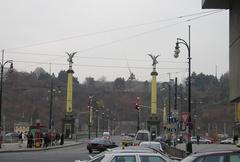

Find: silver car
[78,152,176,162]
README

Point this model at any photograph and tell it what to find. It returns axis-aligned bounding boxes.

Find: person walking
[27,132,34,148]
[60,133,64,145]
[18,132,24,148]
[197,135,200,145]
[43,133,49,148]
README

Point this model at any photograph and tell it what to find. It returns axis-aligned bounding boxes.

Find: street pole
[49,74,53,129]
[0,50,13,149]
[136,97,140,131]
[168,73,171,125]
[88,96,93,139]
[0,51,3,149]
[174,25,192,154]
[174,77,177,111]
[188,25,192,154]
[95,109,98,138]
[101,112,104,134]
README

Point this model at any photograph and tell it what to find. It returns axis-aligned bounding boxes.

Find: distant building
[14,122,30,133]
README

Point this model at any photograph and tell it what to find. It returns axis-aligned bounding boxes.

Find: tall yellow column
[151,72,158,115]
[66,71,73,113]
[63,51,77,139]
[148,54,160,138]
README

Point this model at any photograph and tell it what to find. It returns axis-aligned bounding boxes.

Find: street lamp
[48,76,61,130]
[0,50,13,148]
[174,25,192,154]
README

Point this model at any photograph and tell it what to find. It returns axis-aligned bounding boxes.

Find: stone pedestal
[147,115,160,140]
[62,114,75,139]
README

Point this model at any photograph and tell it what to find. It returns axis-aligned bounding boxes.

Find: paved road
[0,143,90,162]
[0,136,122,162]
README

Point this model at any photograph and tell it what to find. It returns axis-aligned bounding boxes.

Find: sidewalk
[0,139,88,153]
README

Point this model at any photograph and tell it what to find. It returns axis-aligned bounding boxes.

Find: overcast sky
[0,0,229,83]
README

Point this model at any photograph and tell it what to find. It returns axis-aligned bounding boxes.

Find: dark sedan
[87,138,118,153]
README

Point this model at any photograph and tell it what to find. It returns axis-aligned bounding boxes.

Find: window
[139,156,166,162]
[229,153,240,162]
[204,155,224,162]
[111,156,136,162]
[136,133,149,141]
[90,155,105,162]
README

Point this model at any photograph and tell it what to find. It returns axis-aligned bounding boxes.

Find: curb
[0,141,86,153]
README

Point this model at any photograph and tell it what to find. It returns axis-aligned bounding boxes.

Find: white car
[220,138,234,144]
[78,152,175,162]
[139,141,163,152]
[133,130,151,146]
[191,136,212,144]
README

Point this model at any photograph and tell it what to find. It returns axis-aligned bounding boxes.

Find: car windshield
[91,138,109,144]
[136,133,149,141]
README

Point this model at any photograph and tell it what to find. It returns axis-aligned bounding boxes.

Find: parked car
[200,137,212,144]
[190,136,197,144]
[181,150,240,162]
[4,132,19,143]
[133,130,151,146]
[154,135,167,143]
[87,138,118,153]
[191,136,212,144]
[128,133,136,138]
[139,141,163,152]
[79,152,175,162]
[220,138,234,144]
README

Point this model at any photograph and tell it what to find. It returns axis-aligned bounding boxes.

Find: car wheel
[88,149,93,153]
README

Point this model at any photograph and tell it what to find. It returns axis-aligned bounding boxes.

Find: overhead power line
[13,60,187,70]
[7,51,185,64]
[6,10,222,51]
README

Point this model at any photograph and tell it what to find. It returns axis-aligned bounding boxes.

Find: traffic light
[135,97,140,110]
[135,103,140,110]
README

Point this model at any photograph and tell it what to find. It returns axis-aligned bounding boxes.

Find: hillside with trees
[2,67,233,137]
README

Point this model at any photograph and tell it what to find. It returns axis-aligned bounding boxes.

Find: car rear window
[136,133,149,141]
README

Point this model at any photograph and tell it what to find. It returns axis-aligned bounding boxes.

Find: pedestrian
[27,132,34,148]
[18,132,24,148]
[197,135,200,145]
[234,134,238,144]
[43,133,49,148]
[60,133,64,145]
[55,132,60,145]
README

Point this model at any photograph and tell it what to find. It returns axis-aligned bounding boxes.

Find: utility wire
[13,60,187,70]
[6,51,186,63]
[7,9,225,66]
[6,10,221,50]
[42,9,228,63]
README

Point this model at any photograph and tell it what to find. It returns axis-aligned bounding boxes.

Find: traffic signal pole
[136,97,140,131]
